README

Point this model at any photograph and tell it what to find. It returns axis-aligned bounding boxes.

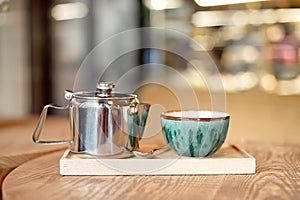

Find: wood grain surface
[0,116,68,196]
[1,91,300,199]
[2,142,299,200]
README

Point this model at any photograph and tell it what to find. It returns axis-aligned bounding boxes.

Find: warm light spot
[242,46,259,64]
[51,2,88,21]
[144,0,183,10]
[239,71,259,90]
[248,10,261,25]
[276,9,300,23]
[266,24,285,42]
[261,74,277,91]
[151,0,168,10]
[232,11,248,25]
[194,0,269,7]
[191,9,300,27]
[191,11,230,27]
[260,9,277,24]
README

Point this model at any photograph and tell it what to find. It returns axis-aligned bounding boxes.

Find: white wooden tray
[60,144,256,175]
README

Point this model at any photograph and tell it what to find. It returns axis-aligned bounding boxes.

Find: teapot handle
[32,104,72,144]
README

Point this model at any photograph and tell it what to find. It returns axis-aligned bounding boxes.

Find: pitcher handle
[32,104,72,144]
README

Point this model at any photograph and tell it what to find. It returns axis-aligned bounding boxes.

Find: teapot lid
[65,82,138,103]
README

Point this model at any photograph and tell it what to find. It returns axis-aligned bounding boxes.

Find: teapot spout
[128,103,151,150]
[139,103,151,137]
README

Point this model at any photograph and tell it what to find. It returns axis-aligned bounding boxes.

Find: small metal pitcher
[32,82,150,156]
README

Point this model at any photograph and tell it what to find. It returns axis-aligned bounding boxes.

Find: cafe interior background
[1,0,300,144]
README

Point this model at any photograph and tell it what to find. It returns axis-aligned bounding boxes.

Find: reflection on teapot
[32,82,151,156]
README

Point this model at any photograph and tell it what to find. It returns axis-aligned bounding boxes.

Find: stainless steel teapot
[32,82,150,156]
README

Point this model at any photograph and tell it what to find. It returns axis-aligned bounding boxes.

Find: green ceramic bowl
[161,110,230,157]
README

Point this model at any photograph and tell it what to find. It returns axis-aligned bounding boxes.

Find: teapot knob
[96,82,115,97]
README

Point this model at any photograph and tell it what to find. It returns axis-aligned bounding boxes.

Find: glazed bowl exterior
[161,110,230,157]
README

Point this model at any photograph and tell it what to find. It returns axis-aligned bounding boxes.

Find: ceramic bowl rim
[161,110,230,121]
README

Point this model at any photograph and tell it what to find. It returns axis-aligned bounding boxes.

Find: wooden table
[2,142,299,200]
[0,116,68,196]
[1,91,300,199]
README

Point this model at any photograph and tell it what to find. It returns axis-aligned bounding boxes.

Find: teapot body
[32,82,150,156]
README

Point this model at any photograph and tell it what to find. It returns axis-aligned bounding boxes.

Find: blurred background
[1,0,300,143]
